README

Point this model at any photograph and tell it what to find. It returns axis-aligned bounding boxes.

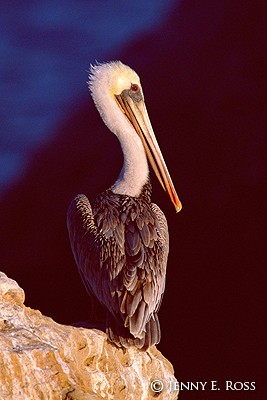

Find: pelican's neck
[111,132,149,197]
[88,62,149,197]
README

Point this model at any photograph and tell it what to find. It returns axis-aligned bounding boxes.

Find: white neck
[111,131,149,197]
[90,68,149,198]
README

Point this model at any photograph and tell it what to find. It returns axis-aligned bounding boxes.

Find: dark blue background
[0,0,174,193]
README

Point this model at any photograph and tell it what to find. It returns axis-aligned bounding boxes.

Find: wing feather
[67,188,169,345]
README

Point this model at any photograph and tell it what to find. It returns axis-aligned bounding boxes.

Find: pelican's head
[90,61,141,96]
[88,61,143,128]
[88,61,182,212]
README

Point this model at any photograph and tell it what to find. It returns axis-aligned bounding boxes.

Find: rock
[0,272,178,399]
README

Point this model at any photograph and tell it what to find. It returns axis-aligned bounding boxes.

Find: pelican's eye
[131,83,139,93]
[129,83,142,103]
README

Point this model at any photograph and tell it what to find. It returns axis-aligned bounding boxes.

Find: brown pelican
[67,61,182,350]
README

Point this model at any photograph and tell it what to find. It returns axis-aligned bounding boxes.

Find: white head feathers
[87,61,149,197]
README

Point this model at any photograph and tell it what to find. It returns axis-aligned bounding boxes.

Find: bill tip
[175,201,182,213]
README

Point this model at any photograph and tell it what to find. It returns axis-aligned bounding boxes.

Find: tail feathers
[106,312,161,351]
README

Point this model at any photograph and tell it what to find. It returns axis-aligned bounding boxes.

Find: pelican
[67,61,182,350]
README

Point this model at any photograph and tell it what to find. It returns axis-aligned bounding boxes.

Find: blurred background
[1,1,266,398]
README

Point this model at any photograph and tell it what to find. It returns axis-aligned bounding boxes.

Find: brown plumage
[67,181,168,350]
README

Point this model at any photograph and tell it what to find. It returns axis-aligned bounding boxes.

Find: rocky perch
[0,272,178,399]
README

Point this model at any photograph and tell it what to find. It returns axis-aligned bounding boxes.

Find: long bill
[115,92,182,213]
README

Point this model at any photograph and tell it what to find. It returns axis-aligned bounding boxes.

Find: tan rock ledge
[0,272,179,399]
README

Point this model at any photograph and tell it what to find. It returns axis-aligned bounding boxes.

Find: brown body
[67,181,168,350]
